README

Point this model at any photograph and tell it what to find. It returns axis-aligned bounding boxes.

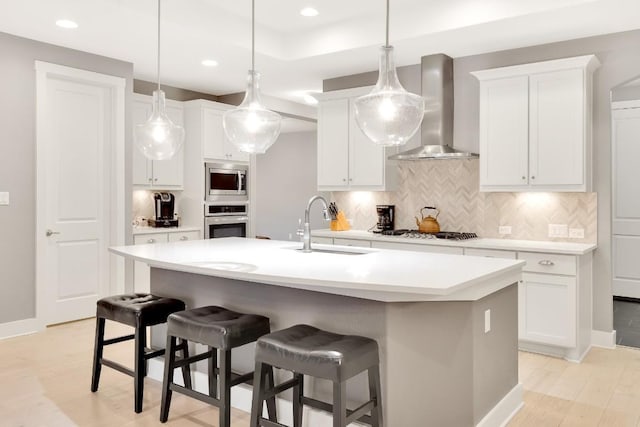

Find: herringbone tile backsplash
[331,159,597,243]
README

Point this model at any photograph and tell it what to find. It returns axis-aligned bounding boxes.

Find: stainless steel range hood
[389,54,478,160]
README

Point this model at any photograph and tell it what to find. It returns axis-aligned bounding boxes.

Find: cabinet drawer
[518,252,576,276]
[333,238,371,248]
[134,233,169,245]
[465,248,517,259]
[371,241,463,255]
[311,236,333,244]
[168,231,200,242]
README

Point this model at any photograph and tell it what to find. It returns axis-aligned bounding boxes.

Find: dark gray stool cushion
[255,324,380,382]
[167,306,270,350]
[96,293,185,327]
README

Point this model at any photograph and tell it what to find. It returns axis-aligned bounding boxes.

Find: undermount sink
[289,246,371,255]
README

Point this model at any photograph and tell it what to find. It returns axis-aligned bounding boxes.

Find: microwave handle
[238,171,245,193]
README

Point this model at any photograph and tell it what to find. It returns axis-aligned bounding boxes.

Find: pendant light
[223,0,281,154]
[134,0,185,160]
[354,0,425,147]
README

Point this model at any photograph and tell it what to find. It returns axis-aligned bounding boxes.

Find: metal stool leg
[292,373,304,427]
[90,317,105,392]
[368,366,383,427]
[134,321,146,413]
[333,381,347,427]
[208,346,218,398]
[160,335,177,423]
[250,361,267,427]
[219,349,232,427]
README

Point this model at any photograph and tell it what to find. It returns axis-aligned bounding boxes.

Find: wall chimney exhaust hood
[389,54,478,160]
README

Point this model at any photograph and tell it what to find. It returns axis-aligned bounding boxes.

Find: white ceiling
[1,0,640,107]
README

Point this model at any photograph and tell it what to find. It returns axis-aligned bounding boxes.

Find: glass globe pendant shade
[134,89,185,160]
[354,46,425,146]
[223,70,281,154]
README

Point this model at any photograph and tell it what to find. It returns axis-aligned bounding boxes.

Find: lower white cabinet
[371,241,463,255]
[133,230,200,293]
[334,238,371,248]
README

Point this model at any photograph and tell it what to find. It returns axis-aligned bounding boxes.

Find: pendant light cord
[157,0,161,92]
[251,0,255,72]
[385,0,390,47]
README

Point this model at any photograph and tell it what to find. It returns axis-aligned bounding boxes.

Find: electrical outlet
[548,224,568,238]
[484,309,491,333]
[0,192,8,206]
[498,226,512,235]
[569,228,585,239]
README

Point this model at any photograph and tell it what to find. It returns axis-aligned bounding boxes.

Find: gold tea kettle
[415,206,440,234]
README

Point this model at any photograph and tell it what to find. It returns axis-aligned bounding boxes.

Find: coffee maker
[149,192,179,227]
[373,205,395,233]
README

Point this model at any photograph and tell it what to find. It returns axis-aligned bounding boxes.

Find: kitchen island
[110,237,525,426]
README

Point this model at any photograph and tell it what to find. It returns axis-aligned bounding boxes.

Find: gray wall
[323,29,640,333]
[0,32,133,324]
[255,132,325,240]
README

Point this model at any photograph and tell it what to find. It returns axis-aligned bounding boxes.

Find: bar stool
[160,306,277,427]
[91,293,191,413]
[250,324,383,427]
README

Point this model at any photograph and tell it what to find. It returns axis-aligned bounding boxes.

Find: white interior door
[36,63,124,326]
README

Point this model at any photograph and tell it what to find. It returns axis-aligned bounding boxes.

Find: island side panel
[472,283,519,424]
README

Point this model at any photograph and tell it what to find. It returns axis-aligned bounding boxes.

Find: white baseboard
[0,317,40,340]
[591,329,616,349]
[476,383,523,427]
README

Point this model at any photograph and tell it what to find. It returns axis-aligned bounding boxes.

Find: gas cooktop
[381,229,478,240]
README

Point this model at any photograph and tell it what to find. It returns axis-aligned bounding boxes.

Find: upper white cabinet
[315,87,396,191]
[184,99,249,163]
[472,55,600,192]
[132,93,185,188]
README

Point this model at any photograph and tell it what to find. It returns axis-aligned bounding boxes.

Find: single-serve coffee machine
[374,205,395,233]
[149,192,178,227]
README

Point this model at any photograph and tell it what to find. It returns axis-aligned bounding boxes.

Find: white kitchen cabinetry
[133,229,200,293]
[472,55,600,192]
[371,241,463,255]
[315,87,396,191]
[184,100,249,163]
[334,238,371,248]
[132,94,185,188]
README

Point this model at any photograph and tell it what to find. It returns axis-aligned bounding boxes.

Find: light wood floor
[1,320,639,427]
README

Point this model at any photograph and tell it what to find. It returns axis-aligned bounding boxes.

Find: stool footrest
[102,359,135,377]
[229,371,253,387]
[259,419,288,427]
[103,334,135,346]
[264,377,299,400]
[170,383,220,407]
[172,350,213,368]
[143,348,165,360]
[302,396,374,425]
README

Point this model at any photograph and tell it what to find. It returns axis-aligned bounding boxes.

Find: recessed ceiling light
[300,7,319,17]
[303,93,319,105]
[55,19,78,29]
[201,59,219,67]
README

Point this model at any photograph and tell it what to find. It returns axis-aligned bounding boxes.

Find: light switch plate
[0,192,9,206]
[498,226,512,235]
[548,224,568,238]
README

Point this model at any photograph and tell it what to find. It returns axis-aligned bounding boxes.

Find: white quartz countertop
[132,226,201,235]
[110,237,524,302]
[312,229,597,255]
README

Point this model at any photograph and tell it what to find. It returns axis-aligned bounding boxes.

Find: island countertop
[110,237,524,302]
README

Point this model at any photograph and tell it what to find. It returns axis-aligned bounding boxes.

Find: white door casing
[36,62,126,327]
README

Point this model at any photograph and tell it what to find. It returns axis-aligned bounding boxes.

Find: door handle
[46,229,60,237]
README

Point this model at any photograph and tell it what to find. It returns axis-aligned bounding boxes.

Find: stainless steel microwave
[205,162,247,202]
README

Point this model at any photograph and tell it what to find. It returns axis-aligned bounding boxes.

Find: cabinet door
[478,76,529,187]
[348,99,384,187]
[202,107,226,160]
[317,99,350,188]
[222,135,251,162]
[168,230,200,242]
[519,273,576,347]
[371,241,463,255]
[132,233,169,293]
[529,69,584,186]
[132,98,153,186]
[152,104,184,187]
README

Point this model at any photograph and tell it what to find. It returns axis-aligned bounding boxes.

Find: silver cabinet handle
[46,229,60,237]
[522,176,526,180]
[531,176,536,180]
[349,178,353,182]
[342,178,346,182]
[180,236,188,241]
[538,260,555,266]
[147,238,156,243]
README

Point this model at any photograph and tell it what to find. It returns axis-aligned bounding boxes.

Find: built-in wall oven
[204,202,249,239]
[205,162,247,202]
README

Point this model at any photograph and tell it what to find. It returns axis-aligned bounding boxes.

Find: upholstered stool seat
[160,306,276,427]
[250,324,383,427]
[91,293,190,414]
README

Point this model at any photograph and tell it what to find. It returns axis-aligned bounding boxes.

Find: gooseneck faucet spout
[302,195,330,252]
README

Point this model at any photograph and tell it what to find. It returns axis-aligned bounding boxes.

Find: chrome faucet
[301,195,330,252]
